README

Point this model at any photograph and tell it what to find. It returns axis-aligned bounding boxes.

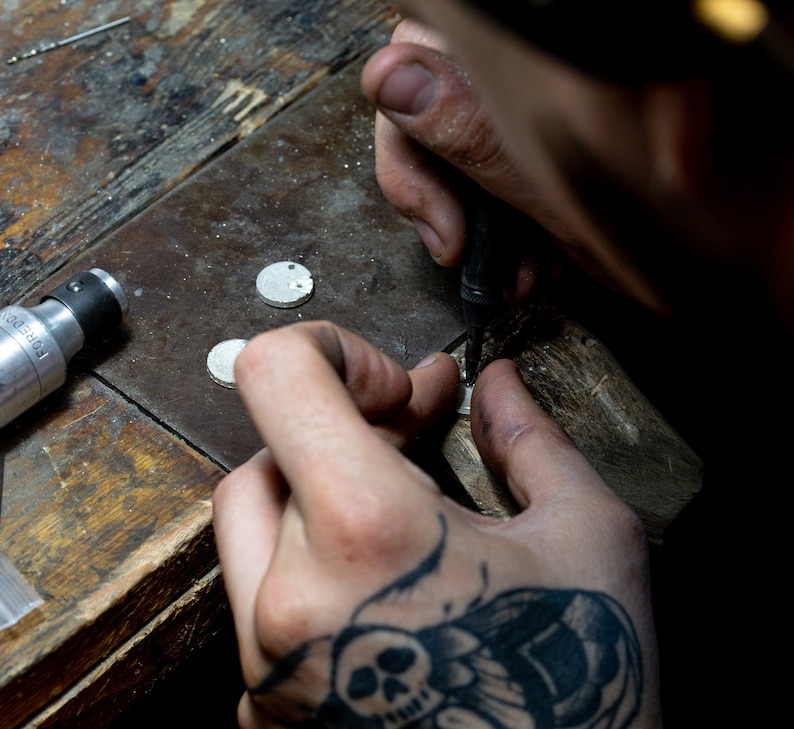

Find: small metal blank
[457,383,473,416]
[207,338,248,388]
[256,261,314,308]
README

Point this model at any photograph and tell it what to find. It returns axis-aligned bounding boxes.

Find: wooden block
[0,375,224,728]
[437,299,703,544]
[22,567,230,728]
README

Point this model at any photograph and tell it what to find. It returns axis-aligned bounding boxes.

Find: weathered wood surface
[29,55,463,468]
[0,0,399,305]
[34,60,464,472]
[1,1,402,726]
[1,376,224,728]
[0,1,702,726]
[29,566,229,728]
[440,300,703,544]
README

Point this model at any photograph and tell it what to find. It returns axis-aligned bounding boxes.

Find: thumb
[361,41,522,195]
[471,359,615,511]
[362,42,503,175]
[361,42,532,264]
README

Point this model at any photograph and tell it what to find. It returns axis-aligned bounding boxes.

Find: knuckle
[253,492,414,651]
[212,462,253,510]
[319,489,406,557]
[390,18,449,53]
[254,573,313,652]
[502,417,573,471]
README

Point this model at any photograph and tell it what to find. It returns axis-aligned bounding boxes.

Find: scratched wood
[435,298,703,544]
[28,58,463,473]
[27,567,231,728]
[0,0,399,305]
[0,375,225,728]
[0,3,400,724]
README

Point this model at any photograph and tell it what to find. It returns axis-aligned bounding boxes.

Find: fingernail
[411,216,445,259]
[378,63,437,116]
[414,354,438,370]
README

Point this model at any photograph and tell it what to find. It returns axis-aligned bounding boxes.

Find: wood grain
[0,0,398,304]
[439,299,703,543]
[27,567,229,728]
[0,375,224,727]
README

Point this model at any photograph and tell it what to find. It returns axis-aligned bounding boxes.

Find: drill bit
[6,16,130,65]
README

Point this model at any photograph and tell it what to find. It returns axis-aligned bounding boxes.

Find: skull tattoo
[333,627,445,725]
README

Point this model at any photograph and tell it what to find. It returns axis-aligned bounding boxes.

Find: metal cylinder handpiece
[0,269,128,428]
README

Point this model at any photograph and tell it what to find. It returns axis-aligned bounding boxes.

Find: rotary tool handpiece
[0,269,128,428]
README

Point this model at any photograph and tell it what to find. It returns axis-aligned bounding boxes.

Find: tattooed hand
[212,321,661,728]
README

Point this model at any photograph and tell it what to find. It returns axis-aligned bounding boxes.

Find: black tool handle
[460,191,506,385]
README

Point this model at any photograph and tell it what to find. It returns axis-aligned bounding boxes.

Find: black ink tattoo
[250,514,643,728]
[352,514,448,622]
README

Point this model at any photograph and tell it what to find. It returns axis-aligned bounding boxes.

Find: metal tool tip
[464,364,476,387]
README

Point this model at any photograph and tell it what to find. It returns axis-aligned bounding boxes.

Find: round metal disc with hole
[256,261,314,308]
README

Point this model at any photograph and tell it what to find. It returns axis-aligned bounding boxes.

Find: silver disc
[457,383,473,416]
[256,261,314,308]
[207,338,248,388]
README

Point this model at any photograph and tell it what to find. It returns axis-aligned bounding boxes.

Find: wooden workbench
[0,1,701,726]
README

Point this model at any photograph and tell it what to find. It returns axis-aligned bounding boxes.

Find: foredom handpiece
[0,269,128,428]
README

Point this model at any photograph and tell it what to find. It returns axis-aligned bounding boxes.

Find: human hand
[360,17,671,316]
[360,19,546,305]
[213,321,661,728]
